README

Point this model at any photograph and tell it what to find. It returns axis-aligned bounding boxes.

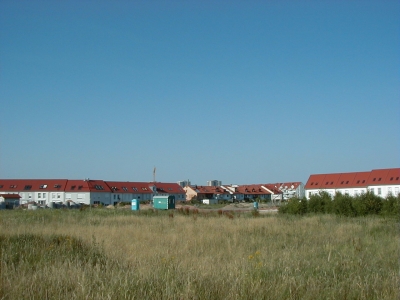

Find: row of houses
[0,178,304,206]
[184,182,305,203]
[0,168,398,207]
[304,168,400,199]
[0,179,186,206]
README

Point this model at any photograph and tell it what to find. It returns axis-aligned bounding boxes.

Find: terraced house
[305,168,400,199]
[0,179,185,206]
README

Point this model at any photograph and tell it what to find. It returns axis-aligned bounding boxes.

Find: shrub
[381,195,400,218]
[333,193,355,217]
[278,197,306,215]
[308,191,332,213]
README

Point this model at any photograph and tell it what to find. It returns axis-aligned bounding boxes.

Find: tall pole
[153,166,156,182]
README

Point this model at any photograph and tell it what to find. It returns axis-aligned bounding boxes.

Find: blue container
[131,199,140,211]
[253,201,259,209]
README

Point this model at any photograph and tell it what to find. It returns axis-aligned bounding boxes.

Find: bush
[278,197,306,215]
[333,193,355,217]
[308,191,332,214]
[381,195,400,218]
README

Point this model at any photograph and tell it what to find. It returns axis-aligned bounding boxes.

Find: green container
[153,196,175,210]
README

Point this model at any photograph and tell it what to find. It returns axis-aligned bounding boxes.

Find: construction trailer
[153,195,175,210]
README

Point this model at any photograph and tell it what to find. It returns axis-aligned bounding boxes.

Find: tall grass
[1,209,398,299]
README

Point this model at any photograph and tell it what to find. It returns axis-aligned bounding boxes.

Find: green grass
[0,209,398,299]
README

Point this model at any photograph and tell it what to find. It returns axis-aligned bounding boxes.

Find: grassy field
[0,208,398,299]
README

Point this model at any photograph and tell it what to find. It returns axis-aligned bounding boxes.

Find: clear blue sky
[1,0,399,185]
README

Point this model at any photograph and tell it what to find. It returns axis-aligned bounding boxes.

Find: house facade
[184,185,233,202]
[0,179,187,206]
[305,168,400,199]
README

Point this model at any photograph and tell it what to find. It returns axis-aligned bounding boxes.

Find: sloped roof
[192,185,230,195]
[236,184,273,195]
[65,180,112,193]
[104,181,154,194]
[0,179,68,192]
[305,168,400,189]
[152,182,185,194]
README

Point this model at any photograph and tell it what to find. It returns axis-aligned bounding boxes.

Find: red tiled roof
[192,186,230,195]
[0,179,68,192]
[104,181,154,194]
[65,180,112,192]
[152,182,185,194]
[305,168,400,189]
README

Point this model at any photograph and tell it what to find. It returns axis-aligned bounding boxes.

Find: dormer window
[341,181,344,184]
[10,185,17,188]
[54,184,61,188]
[24,185,32,190]
[40,184,47,189]
[373,178,376,181]
[378,178,381,181]
[122,187,128,191]
[346,181,349,184]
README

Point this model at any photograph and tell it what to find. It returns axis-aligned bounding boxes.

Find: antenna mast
[153,166,156,182]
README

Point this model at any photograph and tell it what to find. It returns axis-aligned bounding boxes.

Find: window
[94,201,100,205]
[388,187,392,195]
[395,187,399,195]
[24,185,32,190]
[132,187,138,192]
[54,184,61,188]
[390,177,393,181]
[377,188,381,195]
[0,185,3,188]
[10,185,17,188]
[52,193,56,199]
[142,187,148,191]
[78,186,83,190]
[28,194,32,199]
[311,183,314,186]
[373,178,376,182]
[39,184,47,189]
[346,181,349,184]
[370,188,374,194]
[362,180,365,183]
[356,180,360,184]
[354,190,358,195]
[308,192,312,197]
[38,193,41,198]
[341,181,344,184]
[345,190,349,195]
[122,187,128,191]
[71,185,76,190]
[57,193,60,199]
[378,178,381,181]
[43,193,46,198]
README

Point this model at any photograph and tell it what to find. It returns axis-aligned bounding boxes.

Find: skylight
[24,185,32,190]
[39,184,47,189]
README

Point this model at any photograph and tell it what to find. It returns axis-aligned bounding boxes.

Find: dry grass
[0,209,398,299]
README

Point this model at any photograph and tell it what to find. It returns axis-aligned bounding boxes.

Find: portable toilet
[153,195,175,210]
[131,199,140,211]
[253,201,259,210]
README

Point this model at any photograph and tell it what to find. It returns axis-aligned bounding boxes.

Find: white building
[305,168,400,199]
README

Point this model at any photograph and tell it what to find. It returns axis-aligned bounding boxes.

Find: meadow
[0,208,398,299]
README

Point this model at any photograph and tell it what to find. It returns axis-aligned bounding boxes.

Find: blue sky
[1,0,399,185]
